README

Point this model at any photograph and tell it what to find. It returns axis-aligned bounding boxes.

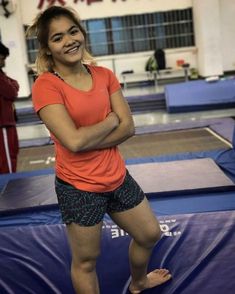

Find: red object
[32,65,126,192]
[0,70,19,173]
[0,127,18,173]
[177,59,185,67]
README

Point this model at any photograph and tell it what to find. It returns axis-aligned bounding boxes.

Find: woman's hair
[26,6,95,74]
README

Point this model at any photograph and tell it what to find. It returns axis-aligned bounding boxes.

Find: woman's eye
[53,36,62,42]
[71,29,79,35]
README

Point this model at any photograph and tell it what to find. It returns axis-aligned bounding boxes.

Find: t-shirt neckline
[51,64,94,93]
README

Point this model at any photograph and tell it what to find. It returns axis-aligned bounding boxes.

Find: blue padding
[1,156,234,216]
[0,175,57,215]
[165,79,235,112]
[19,137,53,148]
[0,168,54,192]
[0,211,234,294]
[126,92,165,103]
[0,208,62,228]
[1,189,235,228]
[233,124,235,147]
[149,191,235,216]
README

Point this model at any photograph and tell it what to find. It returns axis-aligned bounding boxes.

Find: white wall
[21,0,192,24]
[220,0,235,72]
[193,0,223,77]
[0,0,30,97]
[96,47,197,82]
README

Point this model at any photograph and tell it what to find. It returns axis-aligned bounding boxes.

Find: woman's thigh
[109,197,161,245]
[66,221,103,264]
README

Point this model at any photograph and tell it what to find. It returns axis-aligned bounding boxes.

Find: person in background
[0,41,19,173]
[27,6,171,294]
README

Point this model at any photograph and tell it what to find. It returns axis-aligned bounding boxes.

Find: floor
[15,81,235,172]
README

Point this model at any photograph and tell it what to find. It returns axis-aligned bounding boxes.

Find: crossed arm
[38,89,135,152]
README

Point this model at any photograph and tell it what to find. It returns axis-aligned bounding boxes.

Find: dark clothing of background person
[0,41,19,173]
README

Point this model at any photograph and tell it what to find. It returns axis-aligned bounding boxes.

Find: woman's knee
[72,252,100,273]
[135,224,162,248]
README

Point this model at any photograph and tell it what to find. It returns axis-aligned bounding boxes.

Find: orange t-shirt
[32,65,126,192]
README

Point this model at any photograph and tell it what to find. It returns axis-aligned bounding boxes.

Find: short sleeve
[32,74,64,113]
[105,68,121,95]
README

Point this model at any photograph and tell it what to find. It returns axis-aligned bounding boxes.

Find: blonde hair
[26,6,96,74]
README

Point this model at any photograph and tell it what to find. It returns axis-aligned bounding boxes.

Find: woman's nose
[64,34,75,45]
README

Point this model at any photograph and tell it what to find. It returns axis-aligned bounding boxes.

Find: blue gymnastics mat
[0,157,235,293]
[0,158,234,215]
[0,210,234,294]
[165,79,235,113]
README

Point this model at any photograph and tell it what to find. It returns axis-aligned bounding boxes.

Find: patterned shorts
[55,170,145,226]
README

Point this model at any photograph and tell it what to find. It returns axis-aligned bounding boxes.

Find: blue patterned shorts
[55,170,145,226]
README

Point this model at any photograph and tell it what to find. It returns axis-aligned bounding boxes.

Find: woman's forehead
[48,16,77,33]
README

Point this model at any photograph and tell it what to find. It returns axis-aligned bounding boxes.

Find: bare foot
[129,269,172,293]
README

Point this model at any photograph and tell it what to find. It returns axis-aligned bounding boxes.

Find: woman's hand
[106,111,120,128]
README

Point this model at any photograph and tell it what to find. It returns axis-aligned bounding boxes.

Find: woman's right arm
[39,104,119,153]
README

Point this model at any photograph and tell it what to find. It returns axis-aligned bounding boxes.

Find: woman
[28,6,171,294]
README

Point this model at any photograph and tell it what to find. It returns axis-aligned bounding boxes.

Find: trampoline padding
[0,158,234,215]
[0,175,57,214]
[0,211,234,294]
[165,79,235,113]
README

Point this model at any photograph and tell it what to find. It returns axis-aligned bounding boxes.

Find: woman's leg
[109,197,171,293]
[65,221,103,294]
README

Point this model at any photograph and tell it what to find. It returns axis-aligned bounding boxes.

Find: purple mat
[0,158,234,214]
[0,175,57,213]
[128,158,235,194]
[0,211,234,294]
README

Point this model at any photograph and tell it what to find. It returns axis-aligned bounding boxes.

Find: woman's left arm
[96,89,135,149]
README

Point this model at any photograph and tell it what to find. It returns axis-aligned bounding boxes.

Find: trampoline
[17,119,233,172]
[1,152,235,293]
[1,114,234,293]
[119,127,231,159]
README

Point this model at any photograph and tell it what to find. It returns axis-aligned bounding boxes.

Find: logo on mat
[103,218,181,239]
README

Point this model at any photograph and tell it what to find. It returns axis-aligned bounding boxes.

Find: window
[25,31,39,64]
[25,8,195,62]
[83,8,194,56]
[86,19,108,55]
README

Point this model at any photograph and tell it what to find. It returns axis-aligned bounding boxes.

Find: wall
[21,0,192,23]
[16,0,195,96]
[193,0,223,77]
[220,0,235,72]
[0,0,30,97]
[96,47,197,82]
[1,0,235,97]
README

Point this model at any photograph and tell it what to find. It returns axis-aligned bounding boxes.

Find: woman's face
[47,16,85,69]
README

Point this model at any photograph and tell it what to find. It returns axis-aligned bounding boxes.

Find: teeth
[67,46,79,53]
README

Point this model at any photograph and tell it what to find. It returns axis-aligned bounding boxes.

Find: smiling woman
[47,19,84,65]
[26,6,171,294]
[26,6,95,74]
